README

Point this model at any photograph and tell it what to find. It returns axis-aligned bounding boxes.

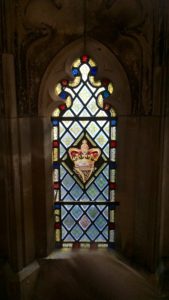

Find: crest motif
[69,140,101,183]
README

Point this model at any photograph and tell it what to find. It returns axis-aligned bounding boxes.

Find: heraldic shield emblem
[69,140,101,183]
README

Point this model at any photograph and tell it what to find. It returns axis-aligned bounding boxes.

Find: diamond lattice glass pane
[97,120,107,127]
[103,186,109,200]
[60,186,67,199]
[95,174,107,191]
[79,215,91,230]
[78,86,92,103]
[73,82,83,93]
[61,132,74,148]
[97,194,107,202]
[62,174,75,190]
[103,207,108,218]
[71,224,83,240]
[86,206,99,221]
[80,194,91,202]
[62,226,67,239]
[79,120,89,128]
[70,206,83,220]
[86,225,99,240]
[60,165,66,179]
[96,110,107,117]
[62,110,75,117]
[102,226,108,239]
[63,215,75,230]
[95,234,106,242]
[69,122,82,138]
[103,122,109,136]
[86,184,100,200]
[70,184,83,200]
[59,123,66,137]
[103,165,109,178]
[79,108,91,117]
[63,234,74,242]
[86,121,100,138]
[95,131,108,147]
[103,144,109,158]
[61,206,68,219]
[79,234,90,242]
[86,98,99,115]
[71,98,83,114]
[95,215,107,230]
[60,143,66,158]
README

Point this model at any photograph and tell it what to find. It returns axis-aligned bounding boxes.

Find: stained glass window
[52,55,118,249]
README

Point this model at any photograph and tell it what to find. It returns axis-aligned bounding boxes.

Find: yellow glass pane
[110,149,116,161]
[97,94,103,108]
[52,108,60,117]
[110,169,116,182]
[53,169,59,182]
[98,243,108,248]
[55,215,60,222]
[66,96,72,108]
[52,127,58,140]
[110,108,116,117]
[73,58,81,67]
[53,148,58,161]
[110,230,114,242]
[110,190,115,202]
[54,209,60,215]
[69,76,81,87]
[110,210,115,222]
[81,243,90,249]
[62,243,73,248]
[111,127,116,140]
[108,83,113,94]
[90,76,101,87]
[55,229,60,242]
[55,83,62,96]
[88,58,96,67]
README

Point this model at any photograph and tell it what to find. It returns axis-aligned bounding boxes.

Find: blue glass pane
[95,215,107,231]
[70,184,83,200]
[59,91,67,99]
[60,166,66,180]
[62,174,75,190]
[71,225,83,239]
[86,184,100,200]
[63,215,75,230]
[70,206,83,220]
[72,68,79,76]
[86,206,99,221]
[95,174,107,191]
[90,67,97,76]
[86,225,99,240]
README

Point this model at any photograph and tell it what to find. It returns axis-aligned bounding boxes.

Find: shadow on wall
[33,251,164,300]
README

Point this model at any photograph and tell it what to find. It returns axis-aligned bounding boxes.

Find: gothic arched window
[51,55,118,249]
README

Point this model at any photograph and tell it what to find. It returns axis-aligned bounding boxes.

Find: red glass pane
[109,182,117,190]
[73,242,80,249]
[54,222,61,229]
[61,79,68,86]
[81,55,88,62]
[53,140,59,147]
[59,104,66,111]
[110,140,117,148]
[53,182,60,189]
[109,222,115,230]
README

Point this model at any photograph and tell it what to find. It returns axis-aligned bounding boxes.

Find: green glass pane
[86,98,98,115]
[86,184,100,200]
[95,131,108,147]
[69,121,82,138]
[78,86,92,103]
[86,121,100,138]
[71,98,83,114]
[61,132,74,148]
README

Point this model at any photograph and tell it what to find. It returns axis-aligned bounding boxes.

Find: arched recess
[34,38,131,257]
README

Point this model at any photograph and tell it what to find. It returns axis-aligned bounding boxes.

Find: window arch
[51,55,118,249]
